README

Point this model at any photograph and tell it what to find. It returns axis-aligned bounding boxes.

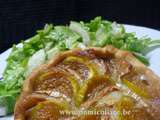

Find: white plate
[0,24,160,120]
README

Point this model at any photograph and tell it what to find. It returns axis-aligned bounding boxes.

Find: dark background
[0,0,160,53]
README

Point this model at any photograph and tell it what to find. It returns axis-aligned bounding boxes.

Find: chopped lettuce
[69,21,90,45]
[0,16,160,115]
[0,24,54,115]
[25,49,46,76]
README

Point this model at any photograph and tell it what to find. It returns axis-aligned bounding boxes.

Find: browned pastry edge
[14,45,160,120]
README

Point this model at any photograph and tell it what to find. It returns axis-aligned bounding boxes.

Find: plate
[0,24,160,120]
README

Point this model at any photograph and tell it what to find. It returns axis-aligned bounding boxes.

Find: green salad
[0,17,160,115]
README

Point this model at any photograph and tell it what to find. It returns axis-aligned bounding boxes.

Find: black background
[0,0,160,53]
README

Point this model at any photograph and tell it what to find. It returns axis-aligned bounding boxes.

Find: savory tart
[14,45,160,120]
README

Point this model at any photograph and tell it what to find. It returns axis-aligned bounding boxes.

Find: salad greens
[0,16,160,115]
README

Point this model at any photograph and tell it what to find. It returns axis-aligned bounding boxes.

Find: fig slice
[34,69,79,103]
[61,56,95,84]
[122,79,149,99]
[26,100,68,120]
[115,96,153,120]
